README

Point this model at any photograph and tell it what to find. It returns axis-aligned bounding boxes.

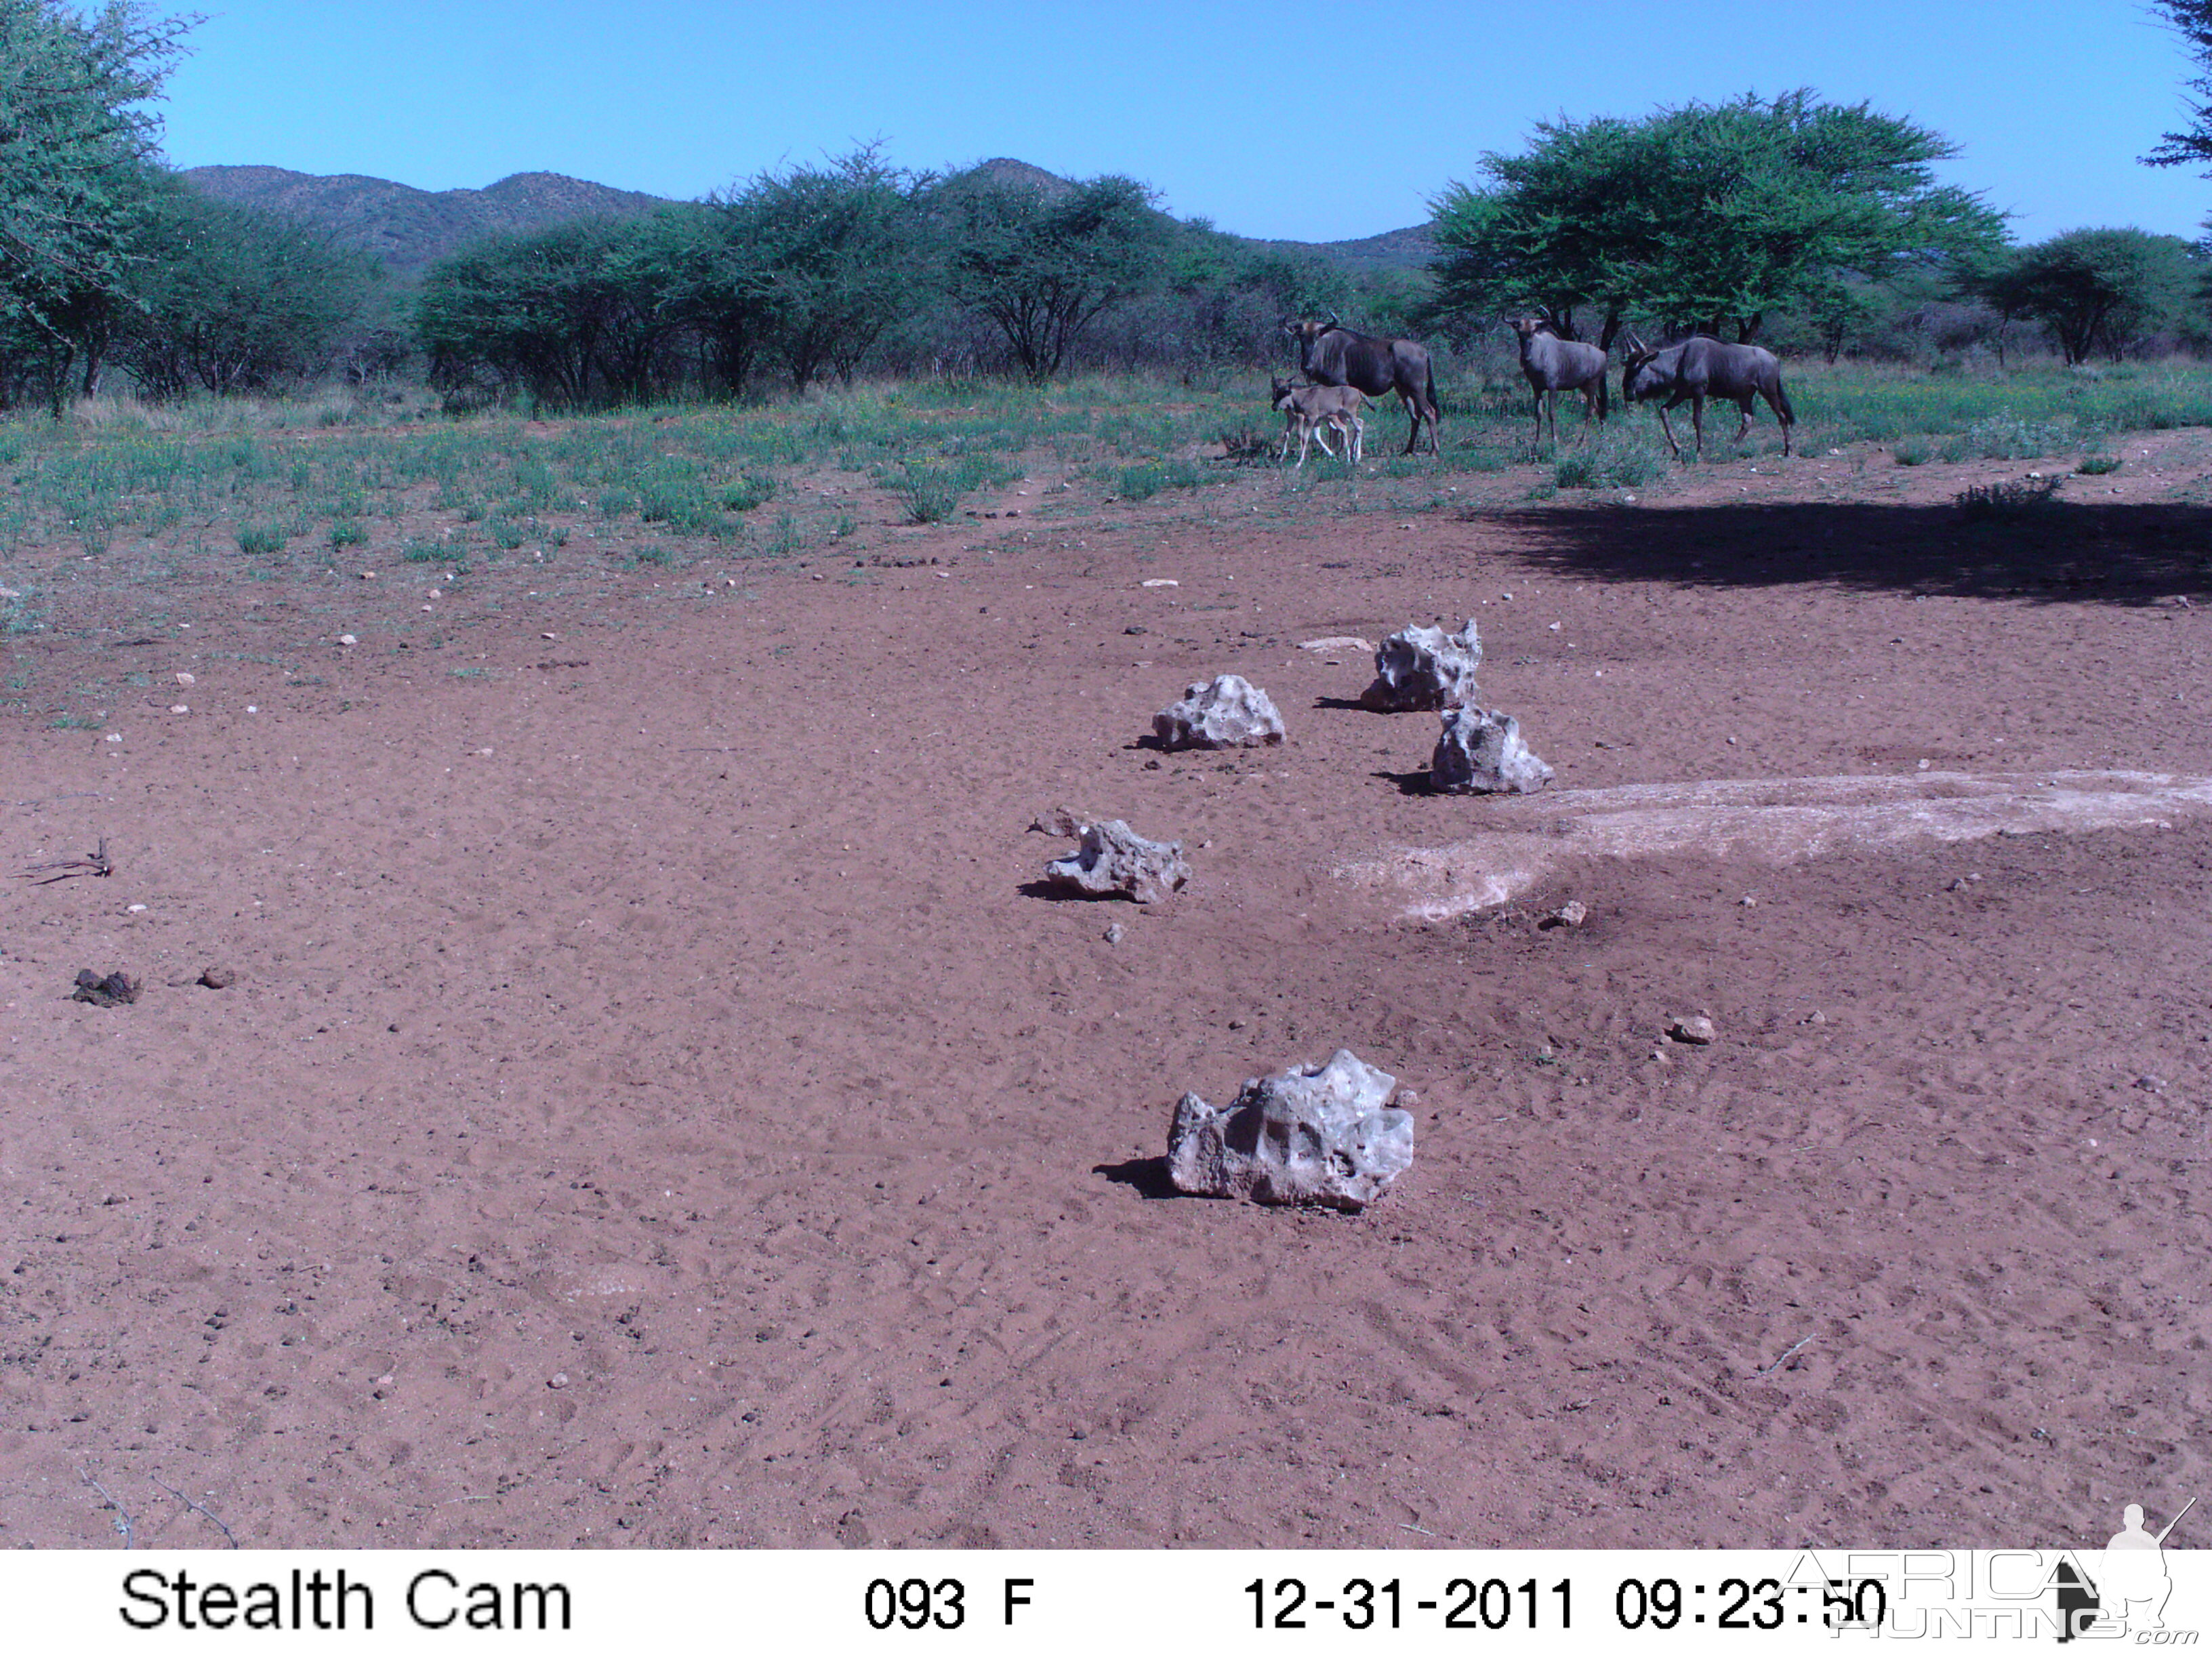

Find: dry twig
[20,836,110,883]
[79,1467,134,1549]
[151,1477,239,1549]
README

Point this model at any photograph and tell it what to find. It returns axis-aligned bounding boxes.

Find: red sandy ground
[2,426,2209,1550]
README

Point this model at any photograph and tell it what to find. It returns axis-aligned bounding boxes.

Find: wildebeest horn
[1325,309,1340,329]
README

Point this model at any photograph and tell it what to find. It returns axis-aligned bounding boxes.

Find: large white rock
[1167,1050,1414,1211]
[1042,819,1190,904]
[1361,619,1483,711]
[1431,706,1554,795]
[1153,674,1286,750]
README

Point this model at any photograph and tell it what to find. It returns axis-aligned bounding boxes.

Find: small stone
[173,672,194,687]
[169,703,188,714]
[1948,878,1972,892]
[1431,706,1553,795]
[1141,579,1179,588]
[1167,1050,1414,1211]
[1103,923,1124,945]
[2135,1075,2169,1094]
[1153,674,1285,750]
[1668,1015,1717,1045]
[125,903,146,914]
[1740,895,1757,907]
[1540,899,1589,930]
[199,965,236,989]
[359,571,376,580]
[1042,819,1190,905]
[1028,807,1083,838]
[548,1372,570,1390]
[1805,1010,1828,1025]
[1299,635,1374,655]
[71,969,138,1007]
[338,634,356,645]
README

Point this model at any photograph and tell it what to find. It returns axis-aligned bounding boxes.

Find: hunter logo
[2057,1497,2198,1642]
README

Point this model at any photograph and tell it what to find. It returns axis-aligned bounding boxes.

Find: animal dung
[1167,1050,1414,1212]
[1431,707,1555,795]
[1041,819,1190,905]
[1153,674,1285,750]
[1361,620,1483,712]
[71,969,138,1007]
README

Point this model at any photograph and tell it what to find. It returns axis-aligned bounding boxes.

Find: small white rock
[1141,579,1179,588]
[173,672,194,687]
[104,733,121,743]
[169,703,188,714]
[1668,1015,1717,1045]
[126,903,147,914]
[338,634,356,645]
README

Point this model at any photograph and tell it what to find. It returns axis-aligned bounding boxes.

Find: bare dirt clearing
[4,427,2209,1549]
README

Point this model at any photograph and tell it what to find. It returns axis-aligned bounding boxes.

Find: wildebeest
[1620,333,1796,459]
[1269,375,1368,466]
[1283,313,1439,455]
[1509,316,1608,443]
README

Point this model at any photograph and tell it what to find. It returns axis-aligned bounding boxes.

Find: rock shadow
[1092,1156,1181,1200]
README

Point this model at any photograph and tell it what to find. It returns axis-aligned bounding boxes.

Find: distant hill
[184,161,1435,277]
[182,166,672,274]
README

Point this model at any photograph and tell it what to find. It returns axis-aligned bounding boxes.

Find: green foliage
[719,474,774,511]
[329,517,367,549]
[1114,457,1202,499]
[235,523,285,556]
[417,217,688,410]
[937,173,1170,382]
[1428,91,2005,346]
[726,146,930,394]
[1956,476,2062,520]
[0,1,193,413]
[885,460,961,523]
[2077,454,2124,475]
[1553,430,1669,489]
[120,184,375,397]
[2145,2,2212,171]
[1962,230,2202,364]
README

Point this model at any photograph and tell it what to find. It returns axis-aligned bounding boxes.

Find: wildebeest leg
[1732,394,1755,446]
[1654,396,1685,459]
[1764,388,1794,455]
[1692,394,1706,458]
[1278,414,1296,464]
[1404,391,1423,455]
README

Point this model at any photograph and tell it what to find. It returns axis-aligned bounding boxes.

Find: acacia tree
[726,147,930,394]
[1429,91,2005,348]
[0,0,195,411]
[417,219,686,409]
[119,186,372,396]
[2146,1,2212,171]
[937,172,1167,382]
[1965,230,2200,364]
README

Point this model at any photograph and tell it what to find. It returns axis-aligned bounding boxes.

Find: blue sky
[155,0,2212,245]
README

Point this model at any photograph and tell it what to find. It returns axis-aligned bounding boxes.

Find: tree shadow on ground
[1490,499,2212,607]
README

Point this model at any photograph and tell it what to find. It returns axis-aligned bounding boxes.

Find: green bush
[236,524,286,556]
[719,474,776,512]
[2077,455,2123,476]
[887,462,960,523]
[1956,476,2062,521]
[1115,458,1202,499]
[1893,438,1932,466]
[329,518,367,550]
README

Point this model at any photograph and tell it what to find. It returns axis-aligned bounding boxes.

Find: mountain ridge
[183,161,1433,276]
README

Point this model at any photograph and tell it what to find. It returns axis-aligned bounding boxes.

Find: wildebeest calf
[1509,316,1608,443]
[1620,334,1795,458]
[1270,375,1368,468]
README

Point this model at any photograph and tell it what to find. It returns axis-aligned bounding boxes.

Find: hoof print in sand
[1167,1049,1414,1212]
[1042,819,1189,904]
[1431,706,1555,795]
[1153,674,1286,750]
[1361,619,1483,712]
[72,969,137,1006]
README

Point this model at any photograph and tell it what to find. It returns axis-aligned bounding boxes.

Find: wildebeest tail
[1597,367,1610,422]
[1771,375,1795,424]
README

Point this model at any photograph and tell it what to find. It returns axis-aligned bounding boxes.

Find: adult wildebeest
[1620,333,1795,459]
[1509,316,1607,443]
[1269,374,1368,467]
[1284,313,1439,455]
